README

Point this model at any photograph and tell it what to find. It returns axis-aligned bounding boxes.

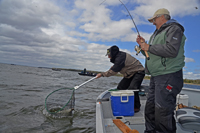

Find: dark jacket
[142,19,186,76]
[102,46,144,78]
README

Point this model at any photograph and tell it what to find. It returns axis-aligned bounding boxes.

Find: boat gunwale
[182,87,200,92]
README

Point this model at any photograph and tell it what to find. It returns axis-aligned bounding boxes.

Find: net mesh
[45,87,75,115]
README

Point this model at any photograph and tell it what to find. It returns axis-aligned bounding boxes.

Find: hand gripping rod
[119,0,150,60]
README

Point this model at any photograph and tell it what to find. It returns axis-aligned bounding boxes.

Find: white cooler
[176,94,189,106]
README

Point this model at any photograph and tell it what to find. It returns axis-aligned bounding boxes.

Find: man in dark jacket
[96,45,145,112]
[136,8,186,133]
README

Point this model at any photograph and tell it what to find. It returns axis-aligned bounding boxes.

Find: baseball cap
[148,8,170,23]
[105,48,110,56]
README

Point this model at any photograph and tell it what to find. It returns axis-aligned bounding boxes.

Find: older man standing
[136,8,186,133]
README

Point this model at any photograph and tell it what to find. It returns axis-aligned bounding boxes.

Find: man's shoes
[134,108,140,113]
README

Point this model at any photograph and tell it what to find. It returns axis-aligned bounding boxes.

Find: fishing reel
[135,45,141,55]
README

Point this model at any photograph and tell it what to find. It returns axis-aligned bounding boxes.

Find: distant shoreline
[60,68,200,85]
[51,68,200,85]
[144,77,200,85]
[184,82,200,86]
[3,63,200,85]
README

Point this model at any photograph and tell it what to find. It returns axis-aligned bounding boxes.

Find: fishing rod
[118,0,149,60]
[118,0,140,36]
[100,0,150,60]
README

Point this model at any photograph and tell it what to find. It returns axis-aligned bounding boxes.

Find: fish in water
[49,107,74,114]
[43,107,74,118]
[57,108,74,114]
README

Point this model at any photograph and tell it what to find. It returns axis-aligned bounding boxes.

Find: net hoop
[45,87,75,114]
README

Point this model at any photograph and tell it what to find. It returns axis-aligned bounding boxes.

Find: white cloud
[193,50,200,53]
[183,72,200,80]
[131,0,200,20]
[41,23,66,36]
[185,57,195,63]
[0,0,200,75]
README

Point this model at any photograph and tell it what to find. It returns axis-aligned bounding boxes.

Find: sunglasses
[153,15,162,23]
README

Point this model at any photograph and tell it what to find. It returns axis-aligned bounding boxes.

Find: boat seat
[176,107,200,131]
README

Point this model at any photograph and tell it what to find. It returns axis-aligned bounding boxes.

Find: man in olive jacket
[136,8,186,133]
[96,45,145,112]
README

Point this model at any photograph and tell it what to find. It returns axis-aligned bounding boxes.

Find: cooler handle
[121,93,129,103]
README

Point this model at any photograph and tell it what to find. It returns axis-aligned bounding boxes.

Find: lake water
[0,63,199,133]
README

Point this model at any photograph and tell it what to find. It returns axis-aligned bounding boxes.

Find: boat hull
[78,73,97,77]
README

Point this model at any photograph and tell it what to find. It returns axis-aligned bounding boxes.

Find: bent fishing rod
[100,0,150,60]
[118,0,149,60]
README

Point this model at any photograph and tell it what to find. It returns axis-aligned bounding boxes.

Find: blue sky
[0,0,200,79]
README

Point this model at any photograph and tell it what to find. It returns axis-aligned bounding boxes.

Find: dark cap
[105,48,110,56]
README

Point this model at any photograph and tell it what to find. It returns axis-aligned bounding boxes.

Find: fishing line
[99,0,106,5]
[118,0,140,36]
[99,0,140,36]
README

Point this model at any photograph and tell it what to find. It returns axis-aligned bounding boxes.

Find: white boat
[96,85,200,133]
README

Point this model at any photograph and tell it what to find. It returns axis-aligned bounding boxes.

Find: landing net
[45,87,75,115]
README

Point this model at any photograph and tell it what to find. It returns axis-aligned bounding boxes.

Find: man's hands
[136,35,149,51]
[96,73,102,79]
[136,35,150,60]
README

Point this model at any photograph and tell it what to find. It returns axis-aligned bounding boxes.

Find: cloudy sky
[0,0,200,79]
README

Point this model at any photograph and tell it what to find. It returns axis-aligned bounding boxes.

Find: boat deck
[98,91,146,133]
[96,86,198,133]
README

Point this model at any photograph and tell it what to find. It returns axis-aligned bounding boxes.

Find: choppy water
[0,63,199,133]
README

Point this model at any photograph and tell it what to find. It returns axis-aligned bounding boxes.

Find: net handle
[74,76,97,90]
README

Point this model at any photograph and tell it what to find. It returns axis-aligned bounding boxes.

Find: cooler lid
[177,94,189,99]
[110,90,134,96]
